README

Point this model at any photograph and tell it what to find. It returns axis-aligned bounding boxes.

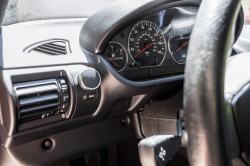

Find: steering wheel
[184,0,247,165]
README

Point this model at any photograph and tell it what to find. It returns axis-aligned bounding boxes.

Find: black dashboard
[0,0,244,165]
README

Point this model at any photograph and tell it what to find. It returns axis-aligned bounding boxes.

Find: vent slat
[28,41,68,55]
[20,106,59,122]
[39,45,67,54]
[49,42,66,47]
[33,48,62,55]
[14,78,57,88]
[43,43,66,50]
[20,114,42,122]
[19,93,59,107]
[15,84,58,96]
[20,101,60,115]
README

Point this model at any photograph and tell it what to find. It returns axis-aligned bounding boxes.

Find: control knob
[78,68,101,91]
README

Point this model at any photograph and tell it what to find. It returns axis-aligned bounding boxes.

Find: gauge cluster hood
[79,0,202,54]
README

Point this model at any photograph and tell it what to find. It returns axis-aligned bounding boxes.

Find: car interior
[0,0,250,165]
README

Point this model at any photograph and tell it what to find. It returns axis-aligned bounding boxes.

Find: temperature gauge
[104,42,128,72]
[168,26,192,64]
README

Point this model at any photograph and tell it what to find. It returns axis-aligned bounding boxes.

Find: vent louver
[13,78,70,123]
[25,40,70,56]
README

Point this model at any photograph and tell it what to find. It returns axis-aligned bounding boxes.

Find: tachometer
[104,42,128,72]
[128,21,166,67]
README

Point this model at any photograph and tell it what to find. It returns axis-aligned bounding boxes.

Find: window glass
[3,0,250,26]
[3,0,117,25]
[242,0,250,25]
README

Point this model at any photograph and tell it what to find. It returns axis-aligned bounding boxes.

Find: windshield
[3,0,117,25]
[3,0,250,26]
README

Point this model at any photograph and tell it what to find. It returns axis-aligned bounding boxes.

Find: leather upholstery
[184,0,241,165]
[226,53,250,163]
[225,53,250,96]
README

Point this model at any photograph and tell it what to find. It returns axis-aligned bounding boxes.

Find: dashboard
[0,0,244,165]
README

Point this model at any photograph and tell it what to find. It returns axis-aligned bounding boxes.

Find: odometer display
[128,21,166,67]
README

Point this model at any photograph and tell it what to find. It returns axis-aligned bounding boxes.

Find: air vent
[24,39,70,55]
[13,78,70,123]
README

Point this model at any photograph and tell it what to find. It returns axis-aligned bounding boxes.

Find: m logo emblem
[159,147,166,161]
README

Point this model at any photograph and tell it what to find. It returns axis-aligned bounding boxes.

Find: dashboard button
[83,95,88,101]
[88,94,95,99]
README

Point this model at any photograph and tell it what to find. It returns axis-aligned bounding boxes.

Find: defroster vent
[24,39,70,55]
[13,78,70,123]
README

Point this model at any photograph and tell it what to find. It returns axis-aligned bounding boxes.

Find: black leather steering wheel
[184,0,244,165]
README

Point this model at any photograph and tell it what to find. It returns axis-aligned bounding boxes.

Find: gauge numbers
[128,21,166,67]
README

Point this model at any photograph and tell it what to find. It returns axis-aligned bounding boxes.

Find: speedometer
[128,21,166,67]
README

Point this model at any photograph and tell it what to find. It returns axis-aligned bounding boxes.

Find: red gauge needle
[134,42,153,58]
[104,55,120,67]
[173,41,188,55]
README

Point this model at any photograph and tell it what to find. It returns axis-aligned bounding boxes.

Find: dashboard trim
[80,0,203,54]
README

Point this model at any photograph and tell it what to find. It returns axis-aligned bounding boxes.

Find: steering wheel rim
[184,0,242,165]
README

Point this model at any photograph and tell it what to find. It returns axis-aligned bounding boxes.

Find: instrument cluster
[104,6,198,79]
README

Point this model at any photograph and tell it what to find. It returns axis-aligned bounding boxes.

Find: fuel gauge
[104,42,128,72]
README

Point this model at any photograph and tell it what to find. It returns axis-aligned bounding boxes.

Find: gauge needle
[173,41,188,55]
[104,55,120,67]
[134,42,153,58]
